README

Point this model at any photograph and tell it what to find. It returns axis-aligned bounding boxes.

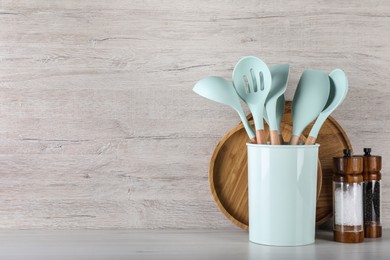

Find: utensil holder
[247,143,319,246]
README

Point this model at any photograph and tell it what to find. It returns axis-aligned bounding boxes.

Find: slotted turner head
[232,56,272,133]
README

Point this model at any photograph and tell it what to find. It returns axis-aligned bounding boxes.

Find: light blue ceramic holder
[247,143,319,246]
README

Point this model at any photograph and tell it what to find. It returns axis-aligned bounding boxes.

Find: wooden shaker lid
[333,149,363,183]
[363,148,382,173]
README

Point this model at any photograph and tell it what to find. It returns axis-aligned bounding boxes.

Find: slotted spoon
[233,56,272,144]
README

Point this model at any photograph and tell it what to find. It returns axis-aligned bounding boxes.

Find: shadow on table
[316,230,333,242]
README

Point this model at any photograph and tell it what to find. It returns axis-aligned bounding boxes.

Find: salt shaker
[333,149,364,243]
[362,148,382,238]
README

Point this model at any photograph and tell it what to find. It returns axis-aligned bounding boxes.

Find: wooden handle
[256,129,266,144]
[289,135,300,145]
[250,137,256,144]
[270,130,280,145]
[305,136,317,145]
[278,134,284,145]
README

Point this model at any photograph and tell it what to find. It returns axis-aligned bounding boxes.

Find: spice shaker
[333,149,364,243]
[362,148,382,238]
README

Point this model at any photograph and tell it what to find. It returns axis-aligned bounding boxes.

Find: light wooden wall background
[0,0,389,229]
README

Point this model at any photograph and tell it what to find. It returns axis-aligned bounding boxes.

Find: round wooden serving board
[209,101,352,230]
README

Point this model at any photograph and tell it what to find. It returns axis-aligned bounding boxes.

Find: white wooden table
[0,229,389,260]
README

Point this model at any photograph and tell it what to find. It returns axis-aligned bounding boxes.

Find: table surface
[0,229,389,260]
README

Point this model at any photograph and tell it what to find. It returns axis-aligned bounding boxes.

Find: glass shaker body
[333,181,363,233]
[363,180,381,227]
[333,153,364,243]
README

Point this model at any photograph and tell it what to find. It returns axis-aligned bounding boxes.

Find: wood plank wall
[0,0,389,229]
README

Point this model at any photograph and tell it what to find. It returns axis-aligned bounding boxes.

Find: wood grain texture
[0,0,389,229]
[209,102,354,230]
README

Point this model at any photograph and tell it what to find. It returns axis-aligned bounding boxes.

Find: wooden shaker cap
[363,162,382,181]
[363,148,382,181]
[363,156,382,173]
[333,157,363,175]
[333,150,363,183]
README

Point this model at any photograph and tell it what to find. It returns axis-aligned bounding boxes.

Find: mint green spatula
[265,64,289,144]
[193,76,256,142]
[305,69,348,145]
[264,94,285,144]
[290,70,330,145]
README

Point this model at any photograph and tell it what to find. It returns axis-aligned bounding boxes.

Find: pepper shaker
[333,149,364,243]
[362,148,382,238]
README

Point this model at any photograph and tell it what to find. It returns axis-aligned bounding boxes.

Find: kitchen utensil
[263,94,286,144]
[209,101,352,230]
[290,70,330,145]
[265,64,289,144]
[233,56,272,144]
[193,76,256,143]
[305,69,349,145]
[275,95,286,144]
[264,95,286,144]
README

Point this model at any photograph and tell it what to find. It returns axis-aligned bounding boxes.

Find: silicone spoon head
[291,70,330,138]
[307,69,349,139]
[193,76,241,109]
[193,76,255,140]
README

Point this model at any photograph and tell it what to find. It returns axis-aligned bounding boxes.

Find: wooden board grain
[209,102,352,230]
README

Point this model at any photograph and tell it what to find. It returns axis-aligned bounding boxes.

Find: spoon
[305,69,348,145]
[265,64,289,144]
[290,70,330,145]
[193,76,256,142]
[233,56,272,144]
